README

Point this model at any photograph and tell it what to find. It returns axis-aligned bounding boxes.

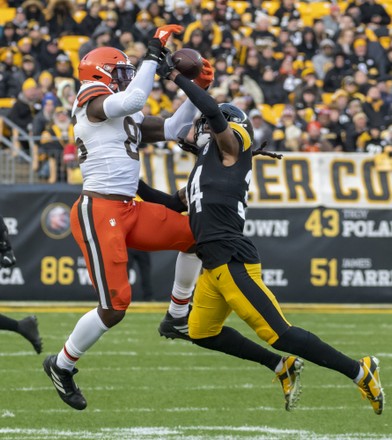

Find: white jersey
[72,81,144,197]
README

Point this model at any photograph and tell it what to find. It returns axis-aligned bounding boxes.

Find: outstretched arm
[137,180,187,213]
[169,70,240,162]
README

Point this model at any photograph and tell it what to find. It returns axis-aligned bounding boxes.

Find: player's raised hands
[193,58,214,90]
[153,25,184,47]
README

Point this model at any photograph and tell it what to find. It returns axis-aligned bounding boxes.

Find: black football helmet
[194,103,254,148]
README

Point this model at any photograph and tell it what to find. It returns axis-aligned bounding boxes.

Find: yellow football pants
[188,261,291,345]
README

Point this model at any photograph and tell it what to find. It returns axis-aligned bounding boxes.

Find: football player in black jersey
[0,215,42,354]
[152,55,384,414]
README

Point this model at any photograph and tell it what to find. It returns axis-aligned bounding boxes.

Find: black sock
[272,326,360,379]
[193,326,282,371]
[0,314,19,332]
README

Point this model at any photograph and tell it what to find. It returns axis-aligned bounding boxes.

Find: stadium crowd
[1,0,392,183]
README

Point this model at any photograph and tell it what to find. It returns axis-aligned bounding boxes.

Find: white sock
[274,358,284,373]
[354,366,365,383]
[168,252,202,318]
[56,308,109,371]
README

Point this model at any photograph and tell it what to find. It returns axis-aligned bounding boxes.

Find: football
[172,48,203,80]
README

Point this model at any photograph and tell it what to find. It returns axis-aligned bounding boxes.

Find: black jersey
[186,135,260,269]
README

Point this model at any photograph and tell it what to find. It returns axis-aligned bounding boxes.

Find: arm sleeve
[164,98,198,140]
[103,60,157,119]
[174,74,228,134]
[137,180,187,213]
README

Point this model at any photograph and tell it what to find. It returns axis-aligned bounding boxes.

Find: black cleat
[18,315,43,354]
[43,355,87,410]
[158,308,192,341]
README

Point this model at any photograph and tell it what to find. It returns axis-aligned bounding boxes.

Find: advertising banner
[1,152,391,303]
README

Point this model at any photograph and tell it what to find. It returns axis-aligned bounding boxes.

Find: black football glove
[178,139,200,156]
[156,48,176,79]
[144,38,163,62]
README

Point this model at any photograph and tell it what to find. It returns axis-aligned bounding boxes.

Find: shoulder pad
[77,84,112,108]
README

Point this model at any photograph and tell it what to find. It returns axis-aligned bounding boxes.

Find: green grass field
[0,306,391,440]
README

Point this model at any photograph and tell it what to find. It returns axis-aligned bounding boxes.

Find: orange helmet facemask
[78,47,136,92]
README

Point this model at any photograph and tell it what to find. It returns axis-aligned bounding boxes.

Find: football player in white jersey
[43,25,214,410]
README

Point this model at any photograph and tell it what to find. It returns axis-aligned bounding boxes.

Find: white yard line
[0,426,390,440]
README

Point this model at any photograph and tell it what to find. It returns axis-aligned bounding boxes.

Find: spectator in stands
[259,66,288,105]
[249,108,274,151]
[12,7,29,39]
[146,81,173,117]
[285,15,303,48]
[79,22,112,60]
[21,0,46,27]
[114,0,141,33]
[279,53,301,96]
[105,10,122,41]
[183,28,212,59]
[302,120,334,152]
[353,69,372,95]
[297,27,318,61]
[294,68,322,104]
[0,50,21,98]
[376,74,392,106]
[168,1,195,29]
[274,27,290,53]
[146,2,166,27]
[130,11,156,48]
[183,8,222,53]
[27,21,47,62]
[37,70,55,94]
[44,0,80,38]
[39,106,74,183]
[32,91,58,172]
[274,0,300,28]
[312,19,329,46]
[345,2,362,26]
[211,56,230,88]
[311,38,335,80]
[79,1,102,37]
[16,36,33,58]
[344,111,369,152]
[349,38,381,75]
[335,28,356,56]
[63,143,82,184]
[258,43,280,72]
[362,85,391,130]
[38,37,65,71]
[8,78,41,152]
[357,124,386,154]
[13,54,39,94]
[250,13,276,49]
[341,75,365,101]
[323,4,342,38]
[49,53,79,92]
[212,30,237,67]
[32,92,58,138]
[273,105,303,151]
[56,79,76,113]
[316,107,344,150]
[0,22,18,48]
[323,52,353,93]
[295,87,319,123]
[358,0,391,30]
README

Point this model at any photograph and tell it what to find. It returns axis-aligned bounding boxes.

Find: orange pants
[70,195,195,310]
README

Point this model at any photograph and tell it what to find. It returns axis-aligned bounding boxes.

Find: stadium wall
[0,152,391,303]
